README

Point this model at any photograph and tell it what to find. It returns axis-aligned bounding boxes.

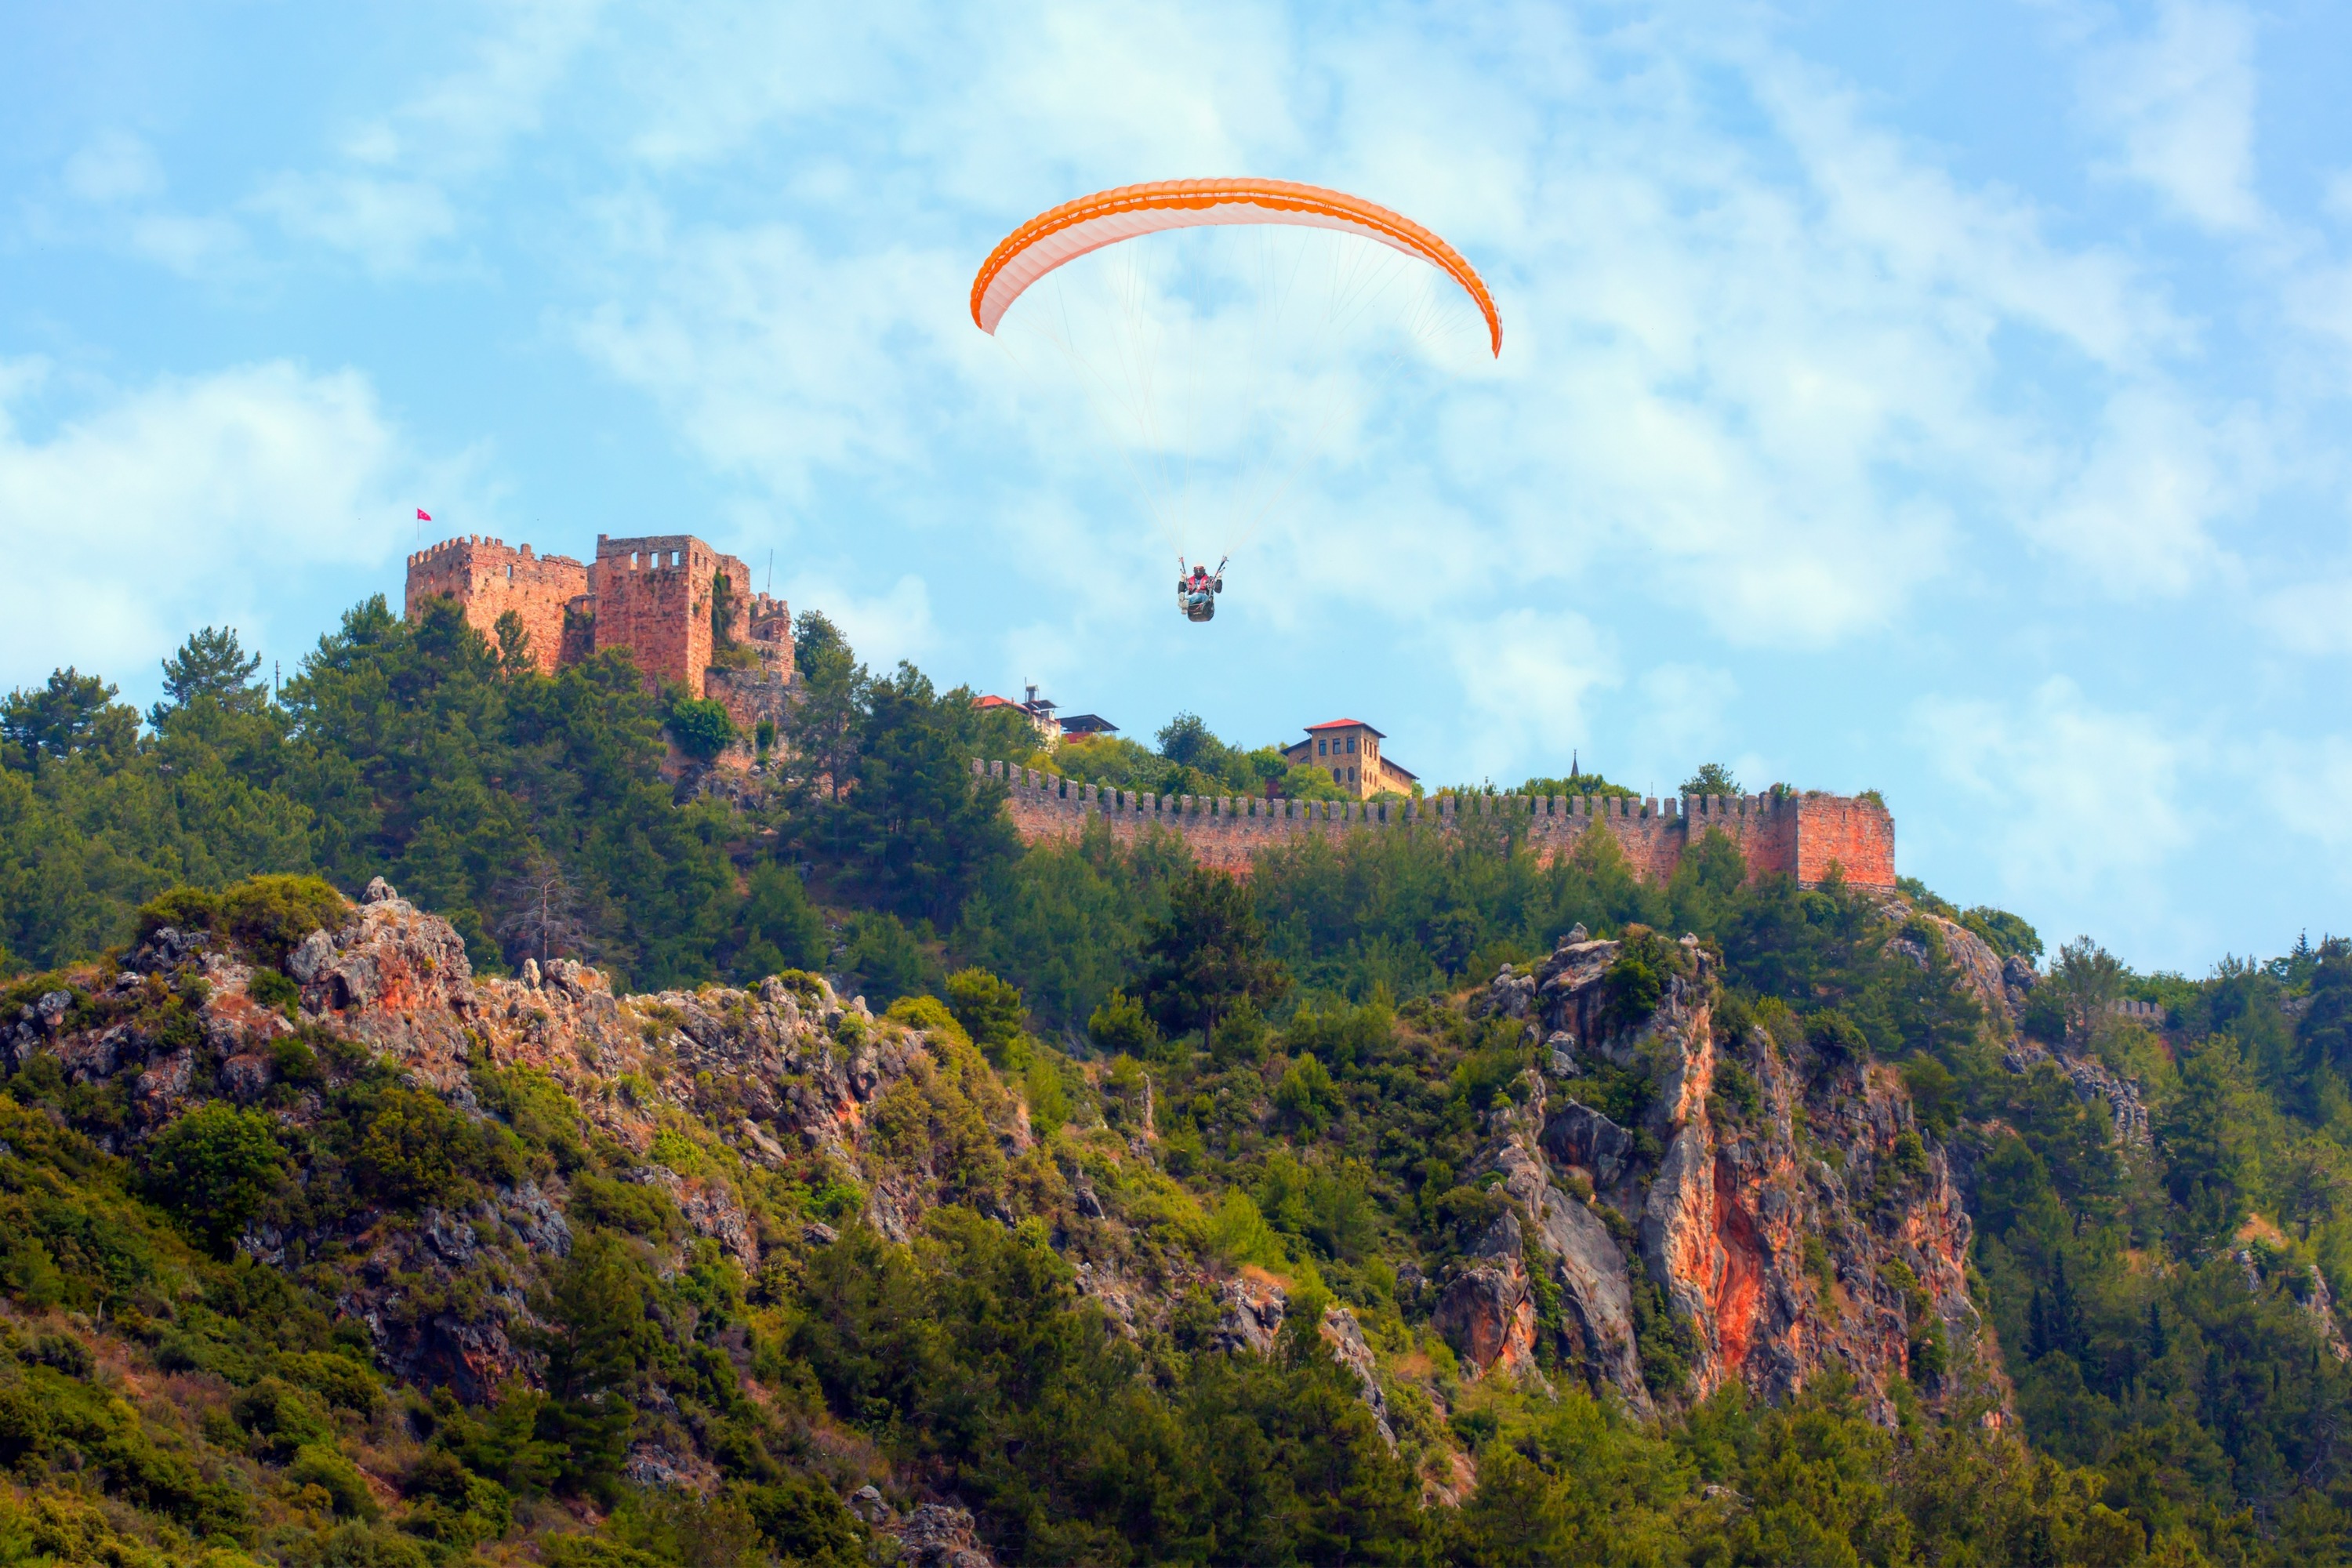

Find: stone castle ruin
[403,532,793,745]
[980,759,1897,887]
[401,529,1895,881]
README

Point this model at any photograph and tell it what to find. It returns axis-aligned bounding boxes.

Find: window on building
[1332,768,1341,782]
[1349,766,1357,782]
[1318,739,1327,755]
[1348,736,1357,753]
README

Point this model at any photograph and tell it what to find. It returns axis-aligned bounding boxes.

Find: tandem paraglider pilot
[970,179,1501,618]
[1178,557,1225,622]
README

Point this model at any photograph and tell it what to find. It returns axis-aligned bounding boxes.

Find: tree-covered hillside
[1,604,2350,1566]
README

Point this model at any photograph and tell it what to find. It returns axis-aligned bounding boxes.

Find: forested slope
[0,604,2348,1565]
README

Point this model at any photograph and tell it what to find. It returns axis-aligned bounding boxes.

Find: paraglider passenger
[1178,557,1225,623]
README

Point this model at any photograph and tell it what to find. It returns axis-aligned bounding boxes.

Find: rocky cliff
[0,877,2047,1555]
[1431,928,2000,1425]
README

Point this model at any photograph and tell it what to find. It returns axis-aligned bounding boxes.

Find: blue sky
[4,0,2350,975]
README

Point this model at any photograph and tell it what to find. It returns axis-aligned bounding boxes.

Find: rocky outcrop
[850,1486,997,1568]
[2005,1040,2152,1149]
[1461,929,1998,1423]
[1433,1210,1539,1383]
[1211,1276,1288,1356]
[6,881,1014,1413]
[2303,1265,2352,1363]
[1894,910,2015,1022]
[1497,1134,1648,1410]
[1320,1305,1396,1447]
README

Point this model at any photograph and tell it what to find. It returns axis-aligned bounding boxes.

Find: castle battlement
[401,535,589,674]
[403,529,796,750]
[974,758,1896,887]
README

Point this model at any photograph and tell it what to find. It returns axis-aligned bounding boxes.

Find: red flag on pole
[416,508,433,521]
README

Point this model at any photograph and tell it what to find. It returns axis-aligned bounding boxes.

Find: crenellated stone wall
[404,531,797,757]
[403,536,589,675]
[977,760,1896,888]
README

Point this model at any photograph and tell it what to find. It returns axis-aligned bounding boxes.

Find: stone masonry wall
[978,760,1895,889]
[406,531,793,749]
[589,534,764,699]
[1794,794,1897,889]
[403,536,589,675]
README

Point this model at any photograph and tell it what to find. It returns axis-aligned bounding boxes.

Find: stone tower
[401,536,588,675]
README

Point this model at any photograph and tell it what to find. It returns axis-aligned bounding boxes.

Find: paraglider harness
[1178,557,1227,622]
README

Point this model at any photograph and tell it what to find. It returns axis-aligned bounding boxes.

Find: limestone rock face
[850,1487,1000,1568]
[1320,1305,1397,1447]
[1494,1134,1649,1411]
[1212,1276,1288,1356]
[1457,928,1998,1423]
[1434,1210,1538,1382]
[9,891,1015,1410]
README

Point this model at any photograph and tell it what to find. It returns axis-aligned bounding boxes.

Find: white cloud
[2024,385,2250,594]
[1628,664,1740,790]
[1443,608,1617,785]
[548,5,2212,657]
[63,132,164,204]
[239,0,602,269]
[2250,735,2352,854]
[248,174,458,273]
[2079,0,2267,232]
[125,212,249,277]
[0,363,425,696]
[1911,677,2191,902]
[2261,575,2352,655]
[571,223,975,498]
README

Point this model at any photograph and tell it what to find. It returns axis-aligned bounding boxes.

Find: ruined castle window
[670,550,681,566]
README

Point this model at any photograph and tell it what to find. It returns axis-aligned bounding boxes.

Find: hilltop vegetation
[0,605,2348,1565]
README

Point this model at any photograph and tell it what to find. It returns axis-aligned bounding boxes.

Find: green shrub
[1806,1009,1869,1065]
[0,1384,55,1465]
[135,873,346,967]
[1900,1054,1958,1137]
[277,1349,385,1416]
[474,1062,585,1171]
[734,861,828,980]
[289,1441,379,1519]
[768,969,827,1003]
[346,1083,522,1207]
[946,967,1026,1063]
[1273,1052,1342,1133]
[1087,988,1163,1059]
[270,1031,323,1086]
[144,1103,285,1255]
[843,912,931,1006]
[401,1447,514,1547]
[248,965,299,1016]
[1602,927,1685,1034]
[232,1376,334,1460]
[648,1127,704,1176]
[310,1521,430,1567]
[29,1332,92,1378]
[666,697,736,760]
[567,1173,686,1243]
[737,1475,870,1566]
[544,1535,667,1567]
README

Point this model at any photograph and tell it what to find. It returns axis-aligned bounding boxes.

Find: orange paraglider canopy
[971,177,1502,356]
